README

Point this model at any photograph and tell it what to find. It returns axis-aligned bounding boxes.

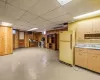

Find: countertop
[75,44,100,50]
[75,46,100,50]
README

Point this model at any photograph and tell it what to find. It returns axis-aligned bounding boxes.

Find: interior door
[59,31,73,65]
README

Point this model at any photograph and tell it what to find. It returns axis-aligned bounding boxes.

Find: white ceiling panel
[31,17,46,24]
[0,0,13,2]
[28,0,61,16]
[0,16,16,24]
[63,0,100,17]
[10,0,39,10]
[0,1,5,16]
[4,4,25,19]
[49,14,72,23]
[20,12,38,22]
[14,20,28,26]
[38,21,53,26]
[42,7,67,19]
[0,0,6,2]
[0,0,100,31]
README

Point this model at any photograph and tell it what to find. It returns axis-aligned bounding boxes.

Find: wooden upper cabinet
[76,20,93,41]
[93,17,100,33]
[78,20,93,34]
[87,50,100,73]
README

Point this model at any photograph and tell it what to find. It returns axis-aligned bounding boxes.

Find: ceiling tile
[28,0,61,16]
[63,0,100,17]
[14,20,27,26]
[49,14,73,23]
[20,12,38,22]
[38,21,53,26]
[10,0,39,10]
[4,4,25,19]
[0,0,6,2]
[0,0,13,2]
[0,1,5,16]
[0,16,17,24]
[31,17,46,24]
[42,7,67,19]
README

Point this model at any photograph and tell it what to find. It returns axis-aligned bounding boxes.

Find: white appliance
[59,31,75,65]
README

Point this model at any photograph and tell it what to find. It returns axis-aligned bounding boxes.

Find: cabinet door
[93,17,100,33]
[77,20,93,34]
[87,50,100,73]
[75,48,87,68]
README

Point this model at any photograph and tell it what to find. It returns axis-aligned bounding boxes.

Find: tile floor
[0,48,99,80]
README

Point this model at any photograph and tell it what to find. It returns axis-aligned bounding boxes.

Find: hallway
[0,48,99,80]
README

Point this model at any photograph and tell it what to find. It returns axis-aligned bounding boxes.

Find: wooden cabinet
[87,50,100,73]
[75,48,100,73]
[0,26,13,56]
[47,34,58,50]
[75,48,87,68]
[0,37,4,55]
[93,17,100,33]
[76,19,93,42]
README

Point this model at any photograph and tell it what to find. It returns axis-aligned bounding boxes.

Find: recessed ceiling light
[73,10,100,20]
[1,22,13,26]
[57,0,72,6]
[27,28,38,31]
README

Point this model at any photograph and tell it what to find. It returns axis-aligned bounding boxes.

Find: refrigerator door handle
[70,34,72,49]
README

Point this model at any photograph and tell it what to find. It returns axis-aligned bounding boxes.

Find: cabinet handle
[70,34,72,49]
[93,56,97,58]
[79,53,82,55]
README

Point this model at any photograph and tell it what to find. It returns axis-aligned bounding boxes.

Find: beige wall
[68,17,100,44]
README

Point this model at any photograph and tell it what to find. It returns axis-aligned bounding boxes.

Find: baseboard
[59,60,72,67]
[75,65,100,74]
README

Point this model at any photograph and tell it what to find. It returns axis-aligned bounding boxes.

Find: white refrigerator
[59,31,75,65]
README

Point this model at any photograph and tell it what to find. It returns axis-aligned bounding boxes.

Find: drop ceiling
[0,0,100,31]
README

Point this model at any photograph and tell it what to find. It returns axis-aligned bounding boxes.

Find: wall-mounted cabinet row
[75,48,100,73]
[76,17,100,41]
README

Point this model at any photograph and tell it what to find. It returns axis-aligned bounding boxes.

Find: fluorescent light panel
[73,10,100,20]
[1,22,12,26]
[28,28,38,31]
[57,0,72,5]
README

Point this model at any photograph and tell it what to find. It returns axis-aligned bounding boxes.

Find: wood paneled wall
[68,16,100,44]
[13,30,19,49]
[25,32,29,47]
[34,32,43,42]
[0,26,13,56]
[19,31,25,48]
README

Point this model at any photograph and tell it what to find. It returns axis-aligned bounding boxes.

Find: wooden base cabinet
[87,50,100,73]
[75,48,88,68]
[75,48,100,73]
